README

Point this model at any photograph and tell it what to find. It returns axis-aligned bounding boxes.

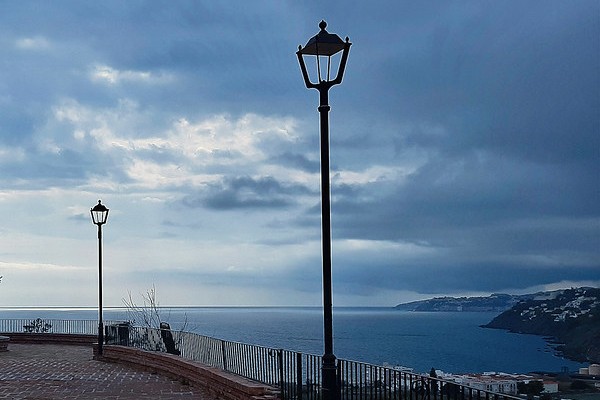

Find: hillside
[483,287,600,363]
[395,293,533,312]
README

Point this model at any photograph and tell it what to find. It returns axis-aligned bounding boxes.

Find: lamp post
[90,200,109,356]
[297,20,351,400]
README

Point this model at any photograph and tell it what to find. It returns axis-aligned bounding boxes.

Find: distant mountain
[484,287,600,363]
[395,293,533,312]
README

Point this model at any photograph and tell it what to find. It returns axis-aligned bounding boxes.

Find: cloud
[90,64,175,86]
[15,36,52,51]
[185,175,314,210]
[3,96,309,191]
[0,1,597,306]
[268,152,320,174]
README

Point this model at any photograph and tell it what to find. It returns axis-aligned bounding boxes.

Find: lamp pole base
[322,354,338,400]
[98,322,104,355]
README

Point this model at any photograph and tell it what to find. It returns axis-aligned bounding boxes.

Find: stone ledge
[98,345,279,400]
[1,333,95,346]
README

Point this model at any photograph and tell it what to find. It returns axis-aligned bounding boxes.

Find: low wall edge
[1,333,95,346]
[98,345,279,400]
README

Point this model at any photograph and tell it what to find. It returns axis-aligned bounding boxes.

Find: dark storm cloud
[333,153,598,249]
[183,176,314,210]
[334,260,600,296]
[268,152,320,173]
[329,140,599,292]
[319,1,599,298]
[340,1,599,163]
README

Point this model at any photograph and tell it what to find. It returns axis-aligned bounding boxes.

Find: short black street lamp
[90,200,109,356]
[297,21,351,400]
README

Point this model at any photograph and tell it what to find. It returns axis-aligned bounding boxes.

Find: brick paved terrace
[0,343,218,399]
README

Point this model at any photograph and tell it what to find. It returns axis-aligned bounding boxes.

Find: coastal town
[434,367,600,398]
[485,287,600,364]
[515,288,600,323]
[374,363,600,399]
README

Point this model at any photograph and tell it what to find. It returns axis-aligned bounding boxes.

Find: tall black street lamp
[297,21,351,400]
[90,200,109,356]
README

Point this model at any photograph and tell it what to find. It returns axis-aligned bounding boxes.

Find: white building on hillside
[436,372,545,395]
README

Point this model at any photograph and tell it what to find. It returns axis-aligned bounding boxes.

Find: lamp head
[91,200,109,226]
[297,20,351,88]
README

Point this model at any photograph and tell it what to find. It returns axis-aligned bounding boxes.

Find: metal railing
[0,318,108,334]
[0,319,522,400]
[107,324,521,400]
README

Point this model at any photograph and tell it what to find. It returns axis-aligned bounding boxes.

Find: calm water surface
[0,307,585,374]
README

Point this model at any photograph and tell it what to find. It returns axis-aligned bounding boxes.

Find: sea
[0,306,586,374]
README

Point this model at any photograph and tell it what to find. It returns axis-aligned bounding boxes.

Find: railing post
[221,340,228,371]
[337,360,343,400]
[296,352,303,400]
[277,349,285,398]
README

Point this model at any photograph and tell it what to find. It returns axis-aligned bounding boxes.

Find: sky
[0,1,598,307]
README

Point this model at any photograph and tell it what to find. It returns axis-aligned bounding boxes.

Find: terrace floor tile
[0,344,218,399]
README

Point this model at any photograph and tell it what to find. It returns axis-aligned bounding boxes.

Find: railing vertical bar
[238,342,243,376]
[251,344,256,380]
[311,354,316,400]
[261,346,266,383]
[314,354,319,400]
[385,367,390,400]
[340,360,345,400]
[236,343,241,376]
[261,346,267,382]
[287,351,293,397]
[394,368,399,400]
[256,345,262,382]
[371,364,375,399]
[339,360,344,400]
[343,359,348,400]
[352,360,357,400]
[268,347,274,384]
[357,361,360,400]
[307,354,312,400]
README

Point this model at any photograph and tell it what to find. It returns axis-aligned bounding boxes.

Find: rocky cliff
[483,287,600,363]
